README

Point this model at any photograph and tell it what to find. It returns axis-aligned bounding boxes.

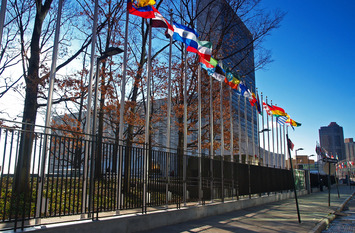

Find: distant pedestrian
[320,179,323,191]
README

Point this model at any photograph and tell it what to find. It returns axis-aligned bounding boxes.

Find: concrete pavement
[323,193,355,233]
[139,185,355,233]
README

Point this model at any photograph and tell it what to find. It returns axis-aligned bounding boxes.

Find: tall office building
[319,122,346,160]
[344,138,355,161]
[196,0,258,159]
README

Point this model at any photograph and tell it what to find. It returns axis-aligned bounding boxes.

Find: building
[319,122,346,160]
[196,0,258,163]
[286,155,315,170]
[344,138,355,161]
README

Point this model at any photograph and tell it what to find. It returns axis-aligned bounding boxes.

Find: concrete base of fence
[28,190,308,233]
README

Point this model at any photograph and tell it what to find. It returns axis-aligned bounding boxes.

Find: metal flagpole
[261,92,265,166]
[198,65,202,204]
[229,86,234,199]
[220,81,224,202]
[117,3,130,213]
[165,10,173,208]
[82,0,98,216]
[0,0,7,47]
[209,76,214,202]
[244,96,249,163]
[266,97,270,167]
[251,88,255,165]
[283,125,287,168]
[230,87,234,163]
[271,100,275,167]
[280,122,283,168]
[143,21,152,213]
[183,45,187,206]
[276,114,279,168]
[286,134,302,223]
[238,94,241,164]
[36,0,63,221]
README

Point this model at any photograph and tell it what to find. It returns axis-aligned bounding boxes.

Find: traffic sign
[322,158,338,163]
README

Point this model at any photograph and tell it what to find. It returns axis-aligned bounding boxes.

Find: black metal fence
[0,124,298,231]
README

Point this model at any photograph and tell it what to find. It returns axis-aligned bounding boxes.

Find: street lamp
[295,148,304,169]
[308,154,315,193]
[259,128,271,133]
[93,47,124,134]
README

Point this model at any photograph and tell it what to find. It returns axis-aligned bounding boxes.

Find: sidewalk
[140,185,355,233]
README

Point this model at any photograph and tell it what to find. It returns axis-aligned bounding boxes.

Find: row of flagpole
[8,0,299,212]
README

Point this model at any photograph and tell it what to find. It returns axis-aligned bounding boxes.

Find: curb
[309,191,355,233]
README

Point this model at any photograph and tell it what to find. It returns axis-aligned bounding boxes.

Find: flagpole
[83,0,98,217]
[209,75,214,202]
[283,125,287,168]
[36,0,63,221]
[198,64,202,204]
[271,100,275,167]
[238,94,242,164]
[266,97,270,167]
[143,20,152,213]
[230,87,234,163]
[261,92,265,166]
[230,86,234,199]
[183,45,187,206]
[280,122,283,168]
[165,10,173,208]
[0,0,7,47]
[276,113,279,168]
[286,134,302,223]
[220,81,224,202]
[250,86,255,165]
[244,96,249,163]
[117,3,130,213]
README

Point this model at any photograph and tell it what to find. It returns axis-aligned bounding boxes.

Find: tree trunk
[13,0,53,199]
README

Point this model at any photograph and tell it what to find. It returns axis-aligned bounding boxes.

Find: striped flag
[277,116,288,125]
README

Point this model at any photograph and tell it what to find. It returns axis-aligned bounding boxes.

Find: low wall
[29,190,308,233]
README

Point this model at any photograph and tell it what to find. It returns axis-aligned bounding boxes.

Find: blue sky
[256,0,355,159]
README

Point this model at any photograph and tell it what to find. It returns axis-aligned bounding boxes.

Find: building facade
[344,138,355,161]
[196,0,258,162]
[319,122,346,160]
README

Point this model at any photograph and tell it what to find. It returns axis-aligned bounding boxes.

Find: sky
[256,0,355,159]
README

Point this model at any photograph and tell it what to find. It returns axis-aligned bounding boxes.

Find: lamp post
[295,148,304,169]
[308,154,315,193]
[258,128,271,166]
[93,47,124,136]
[89,46,123,214]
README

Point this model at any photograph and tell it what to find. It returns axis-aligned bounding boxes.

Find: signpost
[322,157,338,206]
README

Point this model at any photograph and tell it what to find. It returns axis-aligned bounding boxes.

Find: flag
[263,102,272,116]
[200,57,224,81]
[249,92,257,106]
[213,59,226,82]
[270,105,287,117]
[128,0,155,18]
[224,69,240,90]
[134,0,155,7]
[256,93,262,115]
[173,22,199,49]
[150,7,174,37]
[187,40,212,61]
[237,81,249,97]
[277,116,288,125]
[287,118,301,127]
[287,138,294,151]
[200,57,215,76]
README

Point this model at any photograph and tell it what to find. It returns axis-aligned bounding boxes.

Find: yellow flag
[136,0,156,7]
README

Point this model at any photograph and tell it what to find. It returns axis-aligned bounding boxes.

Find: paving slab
[139,185,355,233]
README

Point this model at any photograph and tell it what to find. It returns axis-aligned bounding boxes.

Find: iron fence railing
[0,124,300,231]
